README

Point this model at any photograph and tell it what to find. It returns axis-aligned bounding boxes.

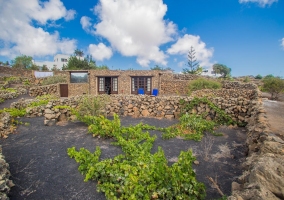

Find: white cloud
[281,38,284,48]
[167,34,214,67]
[80,16,96,35]
[239,0,278,7]
[86,0,177,67]
[88,43,113,61]
[0,0,76,58]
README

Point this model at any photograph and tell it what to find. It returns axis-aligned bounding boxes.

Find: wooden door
[60,84,68,97]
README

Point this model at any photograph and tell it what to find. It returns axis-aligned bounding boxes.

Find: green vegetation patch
[188,78,221,94]
[68,114,206,199]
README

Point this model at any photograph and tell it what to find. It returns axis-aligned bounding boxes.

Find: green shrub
[41,75,67,86]
[0,98,4,103]
[188,78,221,93]
[262,77,284,100]
[76,95,110,119]
[0,108,26,117]
[255,74,262,79]
[243,76,250,83]
[160,114,216,141]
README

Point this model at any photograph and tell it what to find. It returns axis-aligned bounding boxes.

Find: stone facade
[0,66,33,78]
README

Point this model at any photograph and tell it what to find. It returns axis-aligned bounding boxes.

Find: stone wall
[0,66,33,78]
[0,145,13,200]
[29,84,59,97]
[0,88,27,100]
[39,92,258,125]
[228,100,284,200]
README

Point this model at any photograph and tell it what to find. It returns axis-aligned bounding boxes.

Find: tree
[11,55,33,69]
[262,77,284,100]
[151,65,163,70]
[74,49,84,57]
[255,74,262,79]
[42,65,49,71]
[212,64,231,78]
[62,56,94,70]
[29,64,39,70]
[183,46,203,74]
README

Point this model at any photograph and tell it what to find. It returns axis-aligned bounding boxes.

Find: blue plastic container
[152,88,159,96]
[138,88,144,95]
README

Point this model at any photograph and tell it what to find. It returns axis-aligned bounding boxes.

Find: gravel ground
[0,115,247,200]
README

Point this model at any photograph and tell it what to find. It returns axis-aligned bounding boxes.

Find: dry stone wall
[228,100,284,200]
[0,146,13,200]
[29,84,59,97]
[39,92,258,125]
[0,88,27,100]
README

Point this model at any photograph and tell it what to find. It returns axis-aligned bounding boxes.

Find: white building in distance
[33,54,70,70]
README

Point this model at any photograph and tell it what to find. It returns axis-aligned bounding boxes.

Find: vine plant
[67,114,206,199]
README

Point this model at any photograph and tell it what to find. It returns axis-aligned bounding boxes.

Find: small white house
[33,54,70,70]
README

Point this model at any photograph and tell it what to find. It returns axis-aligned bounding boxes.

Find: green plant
[183,46,203,75]
[243,76,250,83]
[212,64,231,78]
[0,108,26,117]
[160,114,216,141]
[262,77,284,100]
[41,75,67,85]
[76,95,110,119]
[0,98,4,103]
[68,114,206,199]
[23,79,30,86]
[188,78,221,93]
[180,97,235,126]
[255,74,262,79]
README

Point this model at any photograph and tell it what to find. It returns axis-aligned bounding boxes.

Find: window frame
[131,76,152,95]
[70,71,89,83]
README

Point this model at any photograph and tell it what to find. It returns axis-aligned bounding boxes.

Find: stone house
[61,70,166,97]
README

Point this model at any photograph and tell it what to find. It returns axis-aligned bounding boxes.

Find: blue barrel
[152,88,159,96]
[138,88,144,95]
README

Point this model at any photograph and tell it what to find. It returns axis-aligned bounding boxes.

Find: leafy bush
[262,77,284,100]
[68,114,206,199]
[160,114,216,141]
[41,75,67,86]
[0,98,4,103]
[188,78,221,93]
[76,95,110,120]
[0,108,26,117]
[255,74,262,79]
[243,76,250,83]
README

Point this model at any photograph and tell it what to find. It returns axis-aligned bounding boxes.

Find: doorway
[60,84,68,97]
[98,77,118,95]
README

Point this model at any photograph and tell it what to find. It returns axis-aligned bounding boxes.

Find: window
[70,72,88,83]
[131,77,152,95]
[61,58,68,62]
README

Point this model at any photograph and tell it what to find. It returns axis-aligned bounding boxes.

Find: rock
[193,160,199,165]
[165,115,174,120]
[141,110,150,117]
[232,182,241,191]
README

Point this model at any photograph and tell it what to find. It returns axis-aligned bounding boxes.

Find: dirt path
[262,99,284,136]
[0,115,247,200]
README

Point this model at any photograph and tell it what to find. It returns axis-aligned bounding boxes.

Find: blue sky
[0,0,283,77]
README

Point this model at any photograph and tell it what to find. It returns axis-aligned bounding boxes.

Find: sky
[0,0,283,77]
